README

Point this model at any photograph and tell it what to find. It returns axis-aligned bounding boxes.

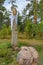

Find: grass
[0,39,43,65]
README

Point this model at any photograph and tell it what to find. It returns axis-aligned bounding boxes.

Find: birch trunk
[12,19,18,48]
[11,8,18,49]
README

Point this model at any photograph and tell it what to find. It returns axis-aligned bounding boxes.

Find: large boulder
[17,46,39,65]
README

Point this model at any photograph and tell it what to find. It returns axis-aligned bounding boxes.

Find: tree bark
[12,18,18,49]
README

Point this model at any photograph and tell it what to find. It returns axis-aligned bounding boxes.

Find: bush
[32,22,43,39]
[0,24,11,39]
[25,19,32,38]
[24,20,43,39]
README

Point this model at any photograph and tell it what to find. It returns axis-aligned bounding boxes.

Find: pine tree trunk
[34,14,37,24]
[33,0,37,24]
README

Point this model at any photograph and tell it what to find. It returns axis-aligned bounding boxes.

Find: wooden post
[11,7,18,49]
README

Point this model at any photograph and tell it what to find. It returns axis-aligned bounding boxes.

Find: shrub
[25,19,32,38]
[0,24,11,39]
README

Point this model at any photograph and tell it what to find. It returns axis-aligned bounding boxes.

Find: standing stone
[11,7,18,49]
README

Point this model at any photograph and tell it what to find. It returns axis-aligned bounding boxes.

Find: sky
[3,0,41,29]
[4,0,28,14]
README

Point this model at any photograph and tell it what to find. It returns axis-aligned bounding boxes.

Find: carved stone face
[12,8,17,16]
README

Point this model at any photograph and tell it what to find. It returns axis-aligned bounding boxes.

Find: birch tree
[10,0,18,49]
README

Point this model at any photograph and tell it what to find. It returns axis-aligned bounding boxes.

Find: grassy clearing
[0,39,43,65]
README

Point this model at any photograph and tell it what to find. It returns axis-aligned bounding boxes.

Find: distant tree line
[0,0,43,39]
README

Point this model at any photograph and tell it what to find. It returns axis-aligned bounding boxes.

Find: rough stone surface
[17,46,39,65]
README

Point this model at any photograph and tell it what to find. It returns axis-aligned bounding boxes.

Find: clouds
[4,0,28,14]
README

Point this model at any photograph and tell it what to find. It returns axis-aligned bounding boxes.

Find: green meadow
[0,39,43,65]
